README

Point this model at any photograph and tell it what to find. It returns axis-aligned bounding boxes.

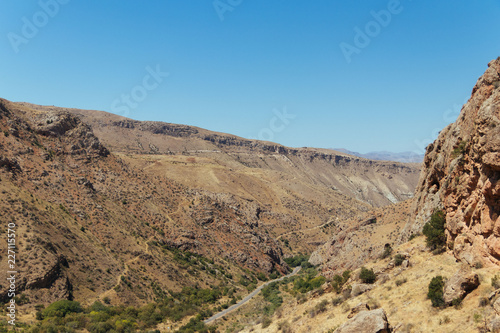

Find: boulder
[443,267,480,304]
[352,283,373,296]
[489,317,500,332]
[493,297,500,315]
[335,308,392,333]
[489,289,500,301]
[347,303,370,319]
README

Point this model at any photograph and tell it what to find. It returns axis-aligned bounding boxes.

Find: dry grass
[225,237,500,333]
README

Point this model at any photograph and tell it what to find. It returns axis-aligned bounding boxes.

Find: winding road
[204,266,301,324]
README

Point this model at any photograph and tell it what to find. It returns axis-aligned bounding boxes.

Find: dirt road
[204,266,302,324]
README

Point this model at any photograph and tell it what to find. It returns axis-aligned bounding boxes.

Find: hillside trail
[275,218,337,241]
[101,236,155,300]
[204,266,301,325]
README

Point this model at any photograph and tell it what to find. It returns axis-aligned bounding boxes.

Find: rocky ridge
[400,58,500,267]
[18,102,421,208]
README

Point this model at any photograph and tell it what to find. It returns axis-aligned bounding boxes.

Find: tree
[359,267,376,284]
[422,210,446,249]
[428,276,445,308]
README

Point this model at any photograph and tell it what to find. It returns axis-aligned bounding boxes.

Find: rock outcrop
[400,58,500,266]
[443,266,480,304]
[335,308,392,333]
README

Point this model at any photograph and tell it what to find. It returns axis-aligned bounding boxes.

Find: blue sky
[1,1,499,153]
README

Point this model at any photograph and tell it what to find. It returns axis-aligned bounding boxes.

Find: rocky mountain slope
[17,102,420,208]
[0,96,422,315]
[309,199,413,277]
[0,99,291,309]
[400,58,500,267]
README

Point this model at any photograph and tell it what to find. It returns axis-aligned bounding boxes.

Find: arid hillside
[0,98,294,311]
[18,102,421,208]
[223,235,500,333]
[0,97,422,332]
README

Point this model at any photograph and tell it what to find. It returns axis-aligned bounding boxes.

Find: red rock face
[401,58,500,266]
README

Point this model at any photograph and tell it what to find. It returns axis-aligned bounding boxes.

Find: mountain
[334,148,424,163]
[0,98,290,308]
[217,58,500,333]
[401,57,500,267]
[11,102,421,256]
[0,97,420,326]
[17,103,421,207]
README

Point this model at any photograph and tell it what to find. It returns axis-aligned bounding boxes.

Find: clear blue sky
[1,1,499,153]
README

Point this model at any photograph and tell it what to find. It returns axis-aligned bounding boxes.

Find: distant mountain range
[334,148,424,163]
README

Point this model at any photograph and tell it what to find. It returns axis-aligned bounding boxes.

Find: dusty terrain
[225,236,499,333]
[0,99,290,312]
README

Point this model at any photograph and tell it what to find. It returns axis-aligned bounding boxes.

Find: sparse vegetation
[492,274,500,289]
[380,244,393,259]
[359,267,376,284]
[451,140,467,159]
[277,320,293,333]
[395,278,407,287]
[331,297,343,306]
[423,210,446,250]
[261,316,273,328]
[331,270,351,293]
[394,254,405,266]
[261,282,283,315]
[428,276,445,308]
[478,297,489,307]
[293,268,326,293]
[309,299,329,318]
[409,232,421,241]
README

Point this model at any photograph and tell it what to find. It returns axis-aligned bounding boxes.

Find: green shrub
[257,272,268,281]
[284,255,309,268]
[332,297,343,306]
[409,233,421,241]
[451,140,467,159]
[423,210,446,250]
[394,254,405,266]
[395,278,407,286]
[451,297,463,309]
[261,282,283,315]
[43,300,83,318]
[332,270,351,293]
[428,276,445,308]
[177,317,207,333]
[293,275,326,293]
[492,274,500,289]
[262,316,272,328]
[359,267,376,284]
[380,245,393,259]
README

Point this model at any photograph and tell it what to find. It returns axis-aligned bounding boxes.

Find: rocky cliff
[400,58,500,266]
